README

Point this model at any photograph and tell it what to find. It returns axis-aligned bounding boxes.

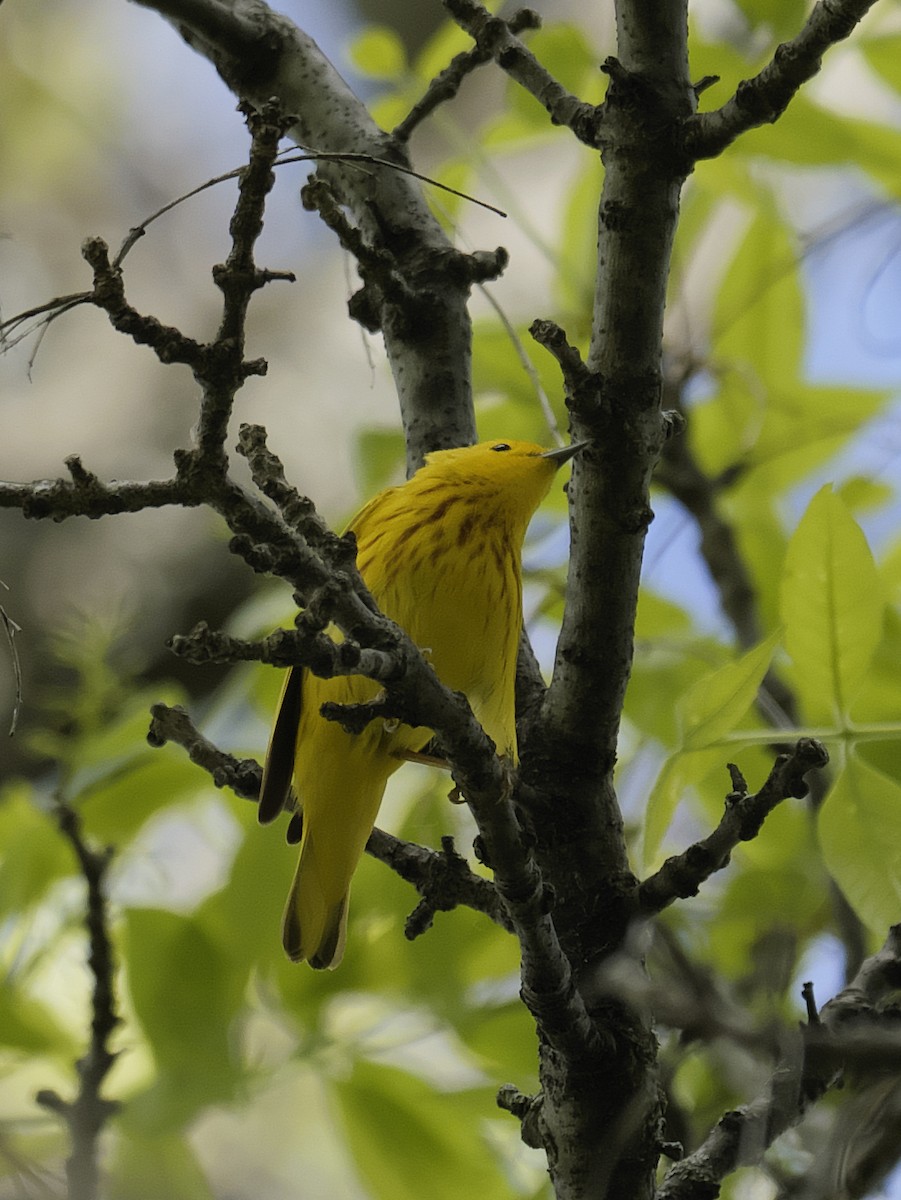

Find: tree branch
[443,0,603,145]
[657,926,901,1199]
[393,8,542,143]
[134,0,484,468]
[35,803,120,1200]
[148,703,513,931]
[637,739,830,915]
[686,0,881,160]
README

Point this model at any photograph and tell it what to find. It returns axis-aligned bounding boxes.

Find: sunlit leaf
[335,1061,518,1200]
[107,1132,214,1200]
[122,910,247,1131]
[349,27,408,80]
[819,757,901,933]
[678,633,779,751]
[644,747,726,865]
[734,0,809,38]
[0,985,74,1054]
[0,785,72,916]
[713,207,804,381]
[780,486,883,723]
[862,32,901,91]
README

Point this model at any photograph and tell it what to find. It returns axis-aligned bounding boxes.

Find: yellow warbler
[258,439,580,968]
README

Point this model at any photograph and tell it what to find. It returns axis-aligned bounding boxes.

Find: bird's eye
[491,443,511,452]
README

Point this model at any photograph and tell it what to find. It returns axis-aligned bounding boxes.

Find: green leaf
[734,0,809,37]
[370,91,417,131]
[644,747,725,865]
[849,608,901,726]
[557,158,604,311]
[83,755,205,843]
[473,321,570,412]
[729,486,787,636]
[678,633,779,751]
[107,1132,214,1200]
[863,32,901,91]
[780,486,883,723]
[0,984,74,1054]
[836,476,894,514]
[740,97,901,187]
[819,757,901,933]
[354,428,406,496]
[0,785,72,916]
[335,1061,518,1200]
[688,371,757,477]
[714,207,804,381]
[349,27,408,80]
[634,590,693,639]
[751,384,887,472]
[122,910,247,1131]
[627,637,728,749]
[196,797,291,972]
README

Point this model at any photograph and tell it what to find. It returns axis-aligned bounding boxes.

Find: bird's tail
[281,828,351,970]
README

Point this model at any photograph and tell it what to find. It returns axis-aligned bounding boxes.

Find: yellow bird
[258,439,581,968]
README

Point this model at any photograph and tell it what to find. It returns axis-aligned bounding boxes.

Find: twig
[658,925,901,1199]
[35,802,120,1200]
[147,704,512,927]
[686,0,881,160]
[0,579,22,734]
[147,702,263,798]
[370,830,514,933]
[638,739,830,914]
[529,318,601,417]
[443,0,603,146]
[394,7,542,142]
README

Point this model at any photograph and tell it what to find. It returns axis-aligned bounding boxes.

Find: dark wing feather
[258,667,304,824]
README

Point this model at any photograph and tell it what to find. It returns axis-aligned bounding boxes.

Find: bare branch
[35,803,120,1200]
[658,926,901,1199]
[0,581,22,735]
[82,236,208,368]
[638,739,830,915]
[147,704,512,929]
[148,702,262,797]
[0,459,191,522]
[135,0,481,464]
[394,7,542,143]
[686,0,881,160]
[370,831,514,935]
[444,0,603,146]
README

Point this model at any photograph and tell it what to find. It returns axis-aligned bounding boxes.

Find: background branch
[135,0,484,468]
[35,803,120,1200]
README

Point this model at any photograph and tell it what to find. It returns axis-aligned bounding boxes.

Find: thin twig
[147,703,512,928]
[444,0,603,146]
[35,802,120,1200]
[0,579,22,734]
[658,925,901,1199]
[393,7,542,142]
[638,739,830,915]
[686,0,881,159]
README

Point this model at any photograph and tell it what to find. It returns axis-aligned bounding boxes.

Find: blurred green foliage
[3,2,901,1199]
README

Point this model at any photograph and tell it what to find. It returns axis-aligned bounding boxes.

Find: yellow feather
[259,439,578,968]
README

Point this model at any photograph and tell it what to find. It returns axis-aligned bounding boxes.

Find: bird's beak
[541,440,589,466]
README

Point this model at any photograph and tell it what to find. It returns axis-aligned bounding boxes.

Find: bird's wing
[258,666,304,824]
